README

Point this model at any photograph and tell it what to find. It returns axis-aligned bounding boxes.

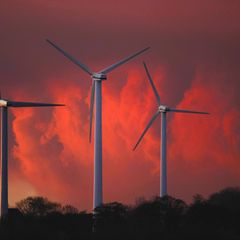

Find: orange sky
[1,0,240,211]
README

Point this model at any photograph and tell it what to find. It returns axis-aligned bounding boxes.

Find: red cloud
[10,65,240,210]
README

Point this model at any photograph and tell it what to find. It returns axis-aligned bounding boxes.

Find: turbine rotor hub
[92,73,107,81]
[159,105,168,112]
[0,100,7,107]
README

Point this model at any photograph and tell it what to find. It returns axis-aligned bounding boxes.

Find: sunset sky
[1,0,240,211]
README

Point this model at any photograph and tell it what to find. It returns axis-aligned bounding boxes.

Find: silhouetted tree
[16,196,61,216]
[94,202,129,235]
[192,193,205,204]
[207,187,240,236]
[131,195,187,236]
[183,191,237,239]
[61,205,79,215]
[208,187,240,213]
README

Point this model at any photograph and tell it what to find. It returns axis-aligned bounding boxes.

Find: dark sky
[0,0,240,210]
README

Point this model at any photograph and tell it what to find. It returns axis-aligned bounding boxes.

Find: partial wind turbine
[46,39,150,210]
[133,62,209,197]
[0,96,64,218]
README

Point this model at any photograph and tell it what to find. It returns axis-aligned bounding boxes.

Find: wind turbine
[0,96,64,218]
[133,62,209,197]
[46,39,150,210]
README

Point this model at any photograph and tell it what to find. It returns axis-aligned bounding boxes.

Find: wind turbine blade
[100,47,150,74]
[7,101,65,107]
[89,80,95,143]
[133,111,160,151]
[143,62,160,105]
[46,39,93,75]
[168,108,209,114]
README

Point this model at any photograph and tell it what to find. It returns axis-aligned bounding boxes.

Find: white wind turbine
[0,95,64,218]
[46,39,150,210]
[133,62,209,197]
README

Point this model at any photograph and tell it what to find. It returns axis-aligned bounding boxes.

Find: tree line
[1,187,240,239]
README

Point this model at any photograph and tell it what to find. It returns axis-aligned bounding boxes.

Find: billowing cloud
[168,66,240,201]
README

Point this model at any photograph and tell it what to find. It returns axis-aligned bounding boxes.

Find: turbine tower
[46,39,150,210]
[133,62,209,197]
[0,96,64,218]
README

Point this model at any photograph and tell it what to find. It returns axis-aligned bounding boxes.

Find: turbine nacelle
[158,105,168,113]
[0,100,7,107]
[92,73,107,81]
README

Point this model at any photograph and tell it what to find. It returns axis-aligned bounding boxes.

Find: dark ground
[1,187,240,240]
